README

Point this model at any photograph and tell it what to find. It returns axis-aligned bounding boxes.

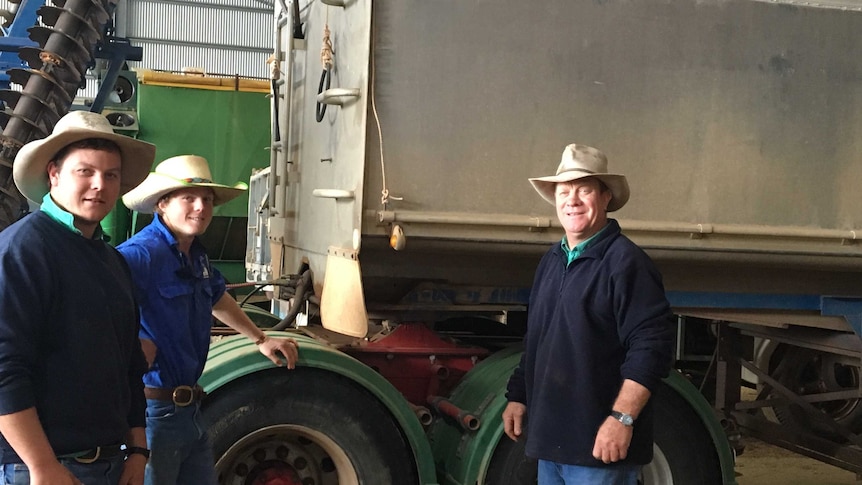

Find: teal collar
[561,224,608,266]
[40,193,109,241]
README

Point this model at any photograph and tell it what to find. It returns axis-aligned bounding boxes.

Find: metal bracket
[316,87,360,106]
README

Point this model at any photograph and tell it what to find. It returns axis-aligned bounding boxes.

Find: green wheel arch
[428,345,737,485]
[200,332,440,485]
[661,370,737,484]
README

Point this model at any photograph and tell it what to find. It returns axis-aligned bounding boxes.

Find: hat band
[557,167,596,176]
[182,177,213,183]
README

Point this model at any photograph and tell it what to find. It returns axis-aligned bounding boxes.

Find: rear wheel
[484,384,722,484]
[770,345,862,440]
[203,367,418,485]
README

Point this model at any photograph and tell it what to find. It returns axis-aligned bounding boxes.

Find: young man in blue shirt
[503,144,675,485]
[118,155,299,485]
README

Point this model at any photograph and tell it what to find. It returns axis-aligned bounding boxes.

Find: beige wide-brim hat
[13,110,156,203]
[122,154,247,213]
[529,143,630,212]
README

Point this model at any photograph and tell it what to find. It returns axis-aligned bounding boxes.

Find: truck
[1,0,861,484]
[205,0,861,483]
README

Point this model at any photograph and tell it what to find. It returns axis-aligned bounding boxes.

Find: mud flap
[321,246,368,337]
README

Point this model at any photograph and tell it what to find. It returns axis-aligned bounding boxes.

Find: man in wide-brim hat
[0,110,154,484]
[502,144,675,484]
[117,155,299,485]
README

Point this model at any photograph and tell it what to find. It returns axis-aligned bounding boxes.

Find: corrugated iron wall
[0,0,273,97]
[117,0,273,78]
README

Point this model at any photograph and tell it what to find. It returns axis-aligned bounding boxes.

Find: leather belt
[144,385,206,406]
[59,445,124,464]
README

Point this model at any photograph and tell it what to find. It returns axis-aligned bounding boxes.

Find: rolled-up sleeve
[613,254,675,392]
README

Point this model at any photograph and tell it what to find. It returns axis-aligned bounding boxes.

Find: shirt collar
[40,193,109,241]
[152,214,206,255]
[152,213,180,247]
[561,223,609,265]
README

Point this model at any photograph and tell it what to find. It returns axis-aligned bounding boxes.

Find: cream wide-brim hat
[13,111,156,203]
[529,143,630,212]
[122,154,247,213]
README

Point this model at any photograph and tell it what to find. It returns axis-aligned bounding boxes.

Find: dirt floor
[734,438,860,485]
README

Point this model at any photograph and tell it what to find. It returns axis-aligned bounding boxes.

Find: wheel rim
[641,443,673,484]
[770,346,862,432]
[795,352,860,420]
[215,424,359,485]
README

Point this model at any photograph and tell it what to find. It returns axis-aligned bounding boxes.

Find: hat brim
[122,172,247,213]
[529,172,630,211]
[13,127,156,203]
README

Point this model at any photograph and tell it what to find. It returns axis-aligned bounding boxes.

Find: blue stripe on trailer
[666,291,822,311]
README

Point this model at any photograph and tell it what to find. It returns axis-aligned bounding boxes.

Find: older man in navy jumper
[503,144,675,485]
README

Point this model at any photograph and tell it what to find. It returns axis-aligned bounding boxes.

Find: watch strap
[610,410,634,426]
[125,446,151,459]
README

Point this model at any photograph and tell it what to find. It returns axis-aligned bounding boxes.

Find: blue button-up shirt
[117,215,226,388]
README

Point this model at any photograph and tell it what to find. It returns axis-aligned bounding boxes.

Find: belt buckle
[73,447,100,464]
[172,385,195,407]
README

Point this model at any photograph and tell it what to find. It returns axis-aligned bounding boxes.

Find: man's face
[158,187,215,239]
[47,147,122,233]
[554,178,612,246]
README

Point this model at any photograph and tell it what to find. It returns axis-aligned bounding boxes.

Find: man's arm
[0,408,81,485]
[502,402,527,441]
[212,293,299,368]
[591,379,651,463]
[119,426,147,485]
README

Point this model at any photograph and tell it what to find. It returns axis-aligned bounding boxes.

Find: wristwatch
[125,446,151,459]
[610,410,635,427]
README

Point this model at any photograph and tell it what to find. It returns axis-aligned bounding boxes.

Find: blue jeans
[145,399,217,485]
[2,455,125,484]
[538,459,641,485]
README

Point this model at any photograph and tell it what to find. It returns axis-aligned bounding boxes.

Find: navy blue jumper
[0,211,148,463]
[506,219,674,467]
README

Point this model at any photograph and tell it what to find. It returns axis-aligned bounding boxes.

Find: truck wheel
[648,385,722,484]
[484,385,721,484]
[770,345,862,440]
[202,367,418,485]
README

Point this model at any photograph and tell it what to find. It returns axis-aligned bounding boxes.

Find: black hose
[238,283,270,307]
[271,270,312,331]
[291,0,304,39]
[271,78,280,142]
[315,68,331,122]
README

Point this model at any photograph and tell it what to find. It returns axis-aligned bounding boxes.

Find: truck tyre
[202,367,418,485]
[770,345,862,440]
[484,384,722,484]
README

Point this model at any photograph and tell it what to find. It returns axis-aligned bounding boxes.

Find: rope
[370,19,401,207]
[320,24,333,70]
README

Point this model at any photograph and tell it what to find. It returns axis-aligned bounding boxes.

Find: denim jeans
[538,459,641,485]
[2,455,125,485]
[144,399,217,485]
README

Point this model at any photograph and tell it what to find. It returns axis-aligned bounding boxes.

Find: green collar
[561,224,607,266]
[40,193,109,241]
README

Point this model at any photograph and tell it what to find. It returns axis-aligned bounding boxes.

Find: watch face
[612,411,634,426]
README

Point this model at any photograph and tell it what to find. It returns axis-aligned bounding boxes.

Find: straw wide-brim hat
[529,143,630,212]
[122,154,247,213]
[13,110,156,203]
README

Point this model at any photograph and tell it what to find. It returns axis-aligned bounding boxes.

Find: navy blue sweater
[506,219,674,466]
[0,212,148,463]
